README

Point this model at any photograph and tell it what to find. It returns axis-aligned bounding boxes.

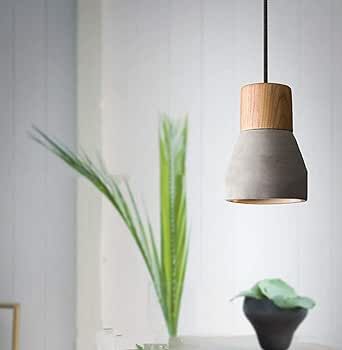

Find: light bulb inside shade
[227,198,306,205]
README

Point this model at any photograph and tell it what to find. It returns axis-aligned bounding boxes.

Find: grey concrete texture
[225,129,307,204]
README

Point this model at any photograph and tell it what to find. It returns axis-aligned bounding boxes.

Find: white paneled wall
[78,0,342,349]
[0,1,76,350]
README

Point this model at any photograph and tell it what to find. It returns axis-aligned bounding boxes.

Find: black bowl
[243,297,308,350]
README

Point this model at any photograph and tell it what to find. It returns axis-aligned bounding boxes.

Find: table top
[168,336,333,350]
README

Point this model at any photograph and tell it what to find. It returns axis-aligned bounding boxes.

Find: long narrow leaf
[159,116,188,336]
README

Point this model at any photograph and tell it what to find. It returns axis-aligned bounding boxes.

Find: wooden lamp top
[240,83,293,131]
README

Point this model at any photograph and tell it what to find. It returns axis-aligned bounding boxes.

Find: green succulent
[232,278,316,310]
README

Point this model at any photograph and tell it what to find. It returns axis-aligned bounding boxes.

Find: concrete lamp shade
[225,83,307,204]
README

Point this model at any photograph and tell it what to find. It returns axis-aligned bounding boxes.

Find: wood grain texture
[12,304,20,350]
[0,304,20,350]
[240,83,293,131]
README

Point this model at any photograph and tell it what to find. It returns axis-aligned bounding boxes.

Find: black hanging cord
[264,0,268,83]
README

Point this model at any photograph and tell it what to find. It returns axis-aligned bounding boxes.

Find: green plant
[231,278,316,310]
[31,115,188,337]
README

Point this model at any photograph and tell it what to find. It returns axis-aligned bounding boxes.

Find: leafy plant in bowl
[232,279,316,350]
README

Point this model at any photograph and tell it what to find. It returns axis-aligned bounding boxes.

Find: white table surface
[168,336,333,350]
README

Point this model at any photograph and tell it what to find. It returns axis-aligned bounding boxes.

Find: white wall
[78,0,342,348]
[77,1,103,350]
[0,1,76,350]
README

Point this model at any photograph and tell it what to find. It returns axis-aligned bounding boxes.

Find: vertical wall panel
[46,0,76,349]
[168,0,202,336]
[14,2,47,348]
[296,1,333,344]
[77,1,103,349]
[102,0,171,345]
[331,0,342,346]
[0,0,14,302]
[0,0,76,349]
[200,0,238,336]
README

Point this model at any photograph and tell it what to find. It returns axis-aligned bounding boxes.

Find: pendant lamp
[225,0,307,204]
